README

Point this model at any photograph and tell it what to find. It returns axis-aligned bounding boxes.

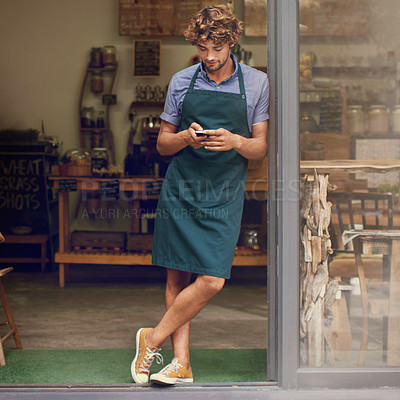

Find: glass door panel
[299,0,400,368]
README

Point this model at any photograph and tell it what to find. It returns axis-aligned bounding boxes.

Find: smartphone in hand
[195,130,211,137]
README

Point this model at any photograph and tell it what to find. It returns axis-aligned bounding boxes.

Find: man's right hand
[157,121,206,156]
[186,123,205,149]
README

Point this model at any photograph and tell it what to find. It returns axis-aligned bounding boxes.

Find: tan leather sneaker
[150,358,193,385]
[131,328,163,384]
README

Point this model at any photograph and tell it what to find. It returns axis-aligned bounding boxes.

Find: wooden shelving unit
[54,250,267,267]
[300,87,347,134]
[313,66,396,79]
[130,101,164,109]
[78,63,118,163]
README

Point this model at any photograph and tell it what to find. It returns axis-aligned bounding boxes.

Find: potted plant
[300,134,326,160]
[58,153,71,176]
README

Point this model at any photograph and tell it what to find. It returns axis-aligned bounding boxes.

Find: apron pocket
[167,156,243,207]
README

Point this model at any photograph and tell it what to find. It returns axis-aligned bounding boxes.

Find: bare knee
[166,269,191,295]
[196,275,225,296]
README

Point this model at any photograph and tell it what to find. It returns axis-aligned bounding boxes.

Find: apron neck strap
[237,64,245,97]
[189,62,246,97]
[189,66,201,89]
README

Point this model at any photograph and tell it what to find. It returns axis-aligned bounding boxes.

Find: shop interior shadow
[0,264,268,351]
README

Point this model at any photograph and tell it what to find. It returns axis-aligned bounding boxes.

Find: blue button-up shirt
[160,55,269,132]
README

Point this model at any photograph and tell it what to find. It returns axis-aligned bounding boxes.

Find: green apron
[152,64,250,279]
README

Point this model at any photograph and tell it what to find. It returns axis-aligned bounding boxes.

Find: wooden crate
[128,233,153,253]
[71,231,125,252]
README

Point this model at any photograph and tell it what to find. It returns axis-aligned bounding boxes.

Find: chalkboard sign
[58,179,77,192]
[0,154,48,233]
[145,180,163,196]
[133,40,161,77]
[101,180,119,196]
[102,94,117,105]
[120,0,234,37]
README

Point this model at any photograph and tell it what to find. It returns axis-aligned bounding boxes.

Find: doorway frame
[2,0,400,395]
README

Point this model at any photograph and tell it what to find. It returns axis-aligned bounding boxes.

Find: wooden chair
[0,232,23,366]
[328,192,393,366]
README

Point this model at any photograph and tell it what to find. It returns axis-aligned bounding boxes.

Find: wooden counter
[300,159,400,174]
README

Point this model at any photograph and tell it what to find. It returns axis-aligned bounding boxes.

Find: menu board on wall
[133,40,161,76]
[300,0,369,37]
[119,0,234,36]
[0,154,48,233]
[244,0,267,37]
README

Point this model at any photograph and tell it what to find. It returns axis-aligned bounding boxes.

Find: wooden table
[0,234,49,273]
[49,177,268,288]
[300,160,400,367]
[342,229,400,366]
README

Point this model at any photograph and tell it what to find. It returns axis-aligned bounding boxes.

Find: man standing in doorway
[131,5,269,385]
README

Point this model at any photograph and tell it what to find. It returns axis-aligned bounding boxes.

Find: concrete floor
[1,264,268,351]
[2,264,400,398]
[0,262,393,365]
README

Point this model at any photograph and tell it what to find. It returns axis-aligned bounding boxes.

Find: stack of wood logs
[300,170,339,366]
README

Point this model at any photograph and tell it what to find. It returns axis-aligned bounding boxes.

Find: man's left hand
[201,128,241,152]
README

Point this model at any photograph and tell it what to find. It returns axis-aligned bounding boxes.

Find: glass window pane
[299,0,400,367]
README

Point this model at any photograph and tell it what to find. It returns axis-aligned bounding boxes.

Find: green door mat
[0,349,267,384]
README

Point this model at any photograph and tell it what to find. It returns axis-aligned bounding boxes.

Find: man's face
[196,40,231,74]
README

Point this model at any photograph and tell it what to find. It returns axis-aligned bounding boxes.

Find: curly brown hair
[184,5,243,47]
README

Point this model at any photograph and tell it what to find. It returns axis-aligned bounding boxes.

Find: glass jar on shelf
[63,149,91,176]
[90,47,103,68]
[90,71,104,94]
[91,147,109,173]
[392,105,400,133]
[81,107,95,128]
[103,45,116,66]
[368,105,389,134]
[347,105,365,135]
[96,110,105,128]
[63,149,91,164]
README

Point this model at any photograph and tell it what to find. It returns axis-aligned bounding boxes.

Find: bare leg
[146,274,225,361]
[165,269,192,370]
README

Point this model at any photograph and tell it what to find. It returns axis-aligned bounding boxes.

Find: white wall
[0,0,267,165]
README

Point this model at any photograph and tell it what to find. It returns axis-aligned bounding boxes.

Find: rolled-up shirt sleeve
[252,75,270,125]
[160,77,181,127]
[160,69,195,128]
